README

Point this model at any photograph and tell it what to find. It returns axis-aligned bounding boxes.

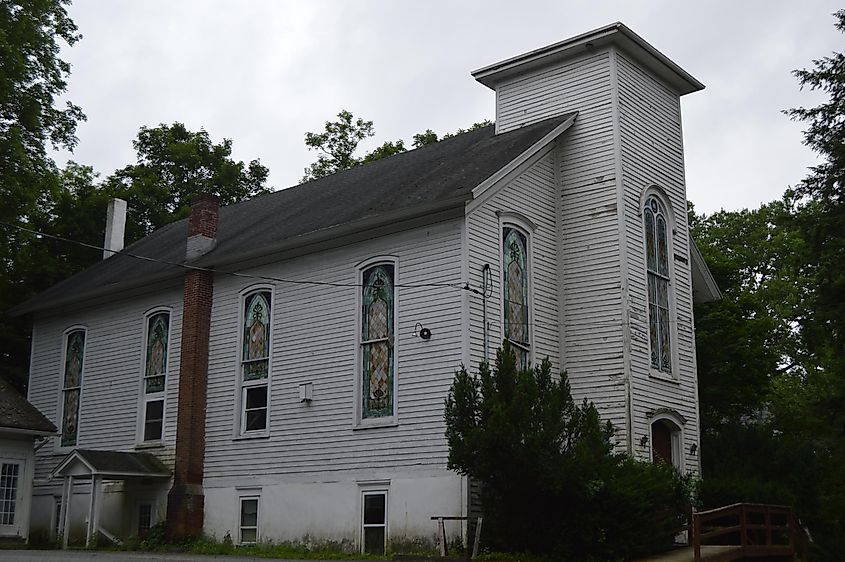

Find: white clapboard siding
[491,47,629,445]
[615,50,700,472]
[466,153,559,372]
[27,287,184,484]
[202,219,464,480]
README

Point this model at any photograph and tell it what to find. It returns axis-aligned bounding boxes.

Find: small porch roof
[51,449,171,479]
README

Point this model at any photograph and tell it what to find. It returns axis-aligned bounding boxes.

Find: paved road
[0,551,369,562]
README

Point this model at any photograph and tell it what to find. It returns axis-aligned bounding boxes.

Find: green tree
[302,112,495,180]
[105,122,270,241]
[784,10,845,558]
[445,344,689,559]
[302,110,374,181]
[0,0,85,392]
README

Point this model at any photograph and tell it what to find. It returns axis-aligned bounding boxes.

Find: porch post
[92,475,101,542]
[86,475,99,546]
[62,475,73,548]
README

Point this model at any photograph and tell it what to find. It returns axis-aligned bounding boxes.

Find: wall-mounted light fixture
[640,435,649,448]
[690,443,698,456]
[414,322,432,340]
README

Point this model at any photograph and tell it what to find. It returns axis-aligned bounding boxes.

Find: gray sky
[53,1,842,214]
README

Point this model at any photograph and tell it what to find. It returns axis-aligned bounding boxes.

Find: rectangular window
[362,491,387,554]
[0,463,20,526]
[240,291,271,434]
[141,312,169,442]
[360,264,395,419]
[239,497,259,544]
[138,502,153,536]
[61,330,85,447]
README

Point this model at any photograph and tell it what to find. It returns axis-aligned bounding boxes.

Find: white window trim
[353,256,400,429]
[0,460,22,530]
[56,325,87,453]
[641,189,680,381]
[497,215,535,368]
[233,285,274,438]
[360,489,389,555]
[237,493,261,545]
[648,410,686,470]
[136,307,172,446]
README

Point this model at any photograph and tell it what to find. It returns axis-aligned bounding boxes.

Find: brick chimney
[166,194,219,540]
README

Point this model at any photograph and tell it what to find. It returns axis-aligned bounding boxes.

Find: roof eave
[690,235,722,303]
[472,22,704,96]
[0,426,56,437]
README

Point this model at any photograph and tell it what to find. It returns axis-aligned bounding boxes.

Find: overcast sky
[53,1,842,214]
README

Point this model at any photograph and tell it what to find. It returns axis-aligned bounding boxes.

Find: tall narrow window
[241,290,271,433]
[61,330,85,447]
[503,227,530,369]
[644,196,672,374]
[141,312,169,442]
[138,502,153,536]
[0,463,20,526]
[239,496,259,544]
[361,265,395,419]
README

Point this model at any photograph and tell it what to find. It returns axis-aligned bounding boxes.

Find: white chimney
[103,198,127,259]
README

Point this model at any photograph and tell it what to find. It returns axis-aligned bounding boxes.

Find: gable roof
[0,377,57,435]
[51,449,170,478]
[12,115,576,316]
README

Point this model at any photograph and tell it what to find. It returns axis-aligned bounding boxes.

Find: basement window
[361,491,387,555]
[239,496,259,544]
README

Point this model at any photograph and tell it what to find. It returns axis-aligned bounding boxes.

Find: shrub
[445,344,691,559]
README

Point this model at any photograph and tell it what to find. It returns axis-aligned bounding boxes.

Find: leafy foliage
[0,0,85,391]
[104,122,270,240]
[302,110,494,180]
[302,110,375,181]
[445,344,690,559]
[691,16,845,555]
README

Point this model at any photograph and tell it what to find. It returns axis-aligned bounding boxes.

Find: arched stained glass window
[503,227,530,369]
[141,312,169,442]
[145,313,169,392]
[644,196,672,374]
[243,292,271,381]
[61,330,85,447]
[361,265,394,418]
[240,290,272,433]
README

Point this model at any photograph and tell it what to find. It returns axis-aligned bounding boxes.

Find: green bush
[445,344,691,559]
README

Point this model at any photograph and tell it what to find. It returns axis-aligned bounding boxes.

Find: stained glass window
[145,313,169,393]
[241,290,271,433]
[242,292,271,381]
[644,196,672,374]
[61,330,85,447]
[140,312,169,442]
[361,265,394,419]
[503,227,530,369]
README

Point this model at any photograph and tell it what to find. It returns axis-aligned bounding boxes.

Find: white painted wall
[614,49,701,472]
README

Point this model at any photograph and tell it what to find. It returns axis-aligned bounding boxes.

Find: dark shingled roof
[0,377,57,434]
[13,115,573,315]
[60,449,170,477]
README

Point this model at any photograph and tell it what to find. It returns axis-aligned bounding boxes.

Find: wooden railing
[693,503,809,562]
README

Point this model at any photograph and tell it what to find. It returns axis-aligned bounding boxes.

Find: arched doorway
[651,418,682,469]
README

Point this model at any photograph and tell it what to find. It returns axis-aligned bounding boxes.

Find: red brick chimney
[166,194,219,540]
